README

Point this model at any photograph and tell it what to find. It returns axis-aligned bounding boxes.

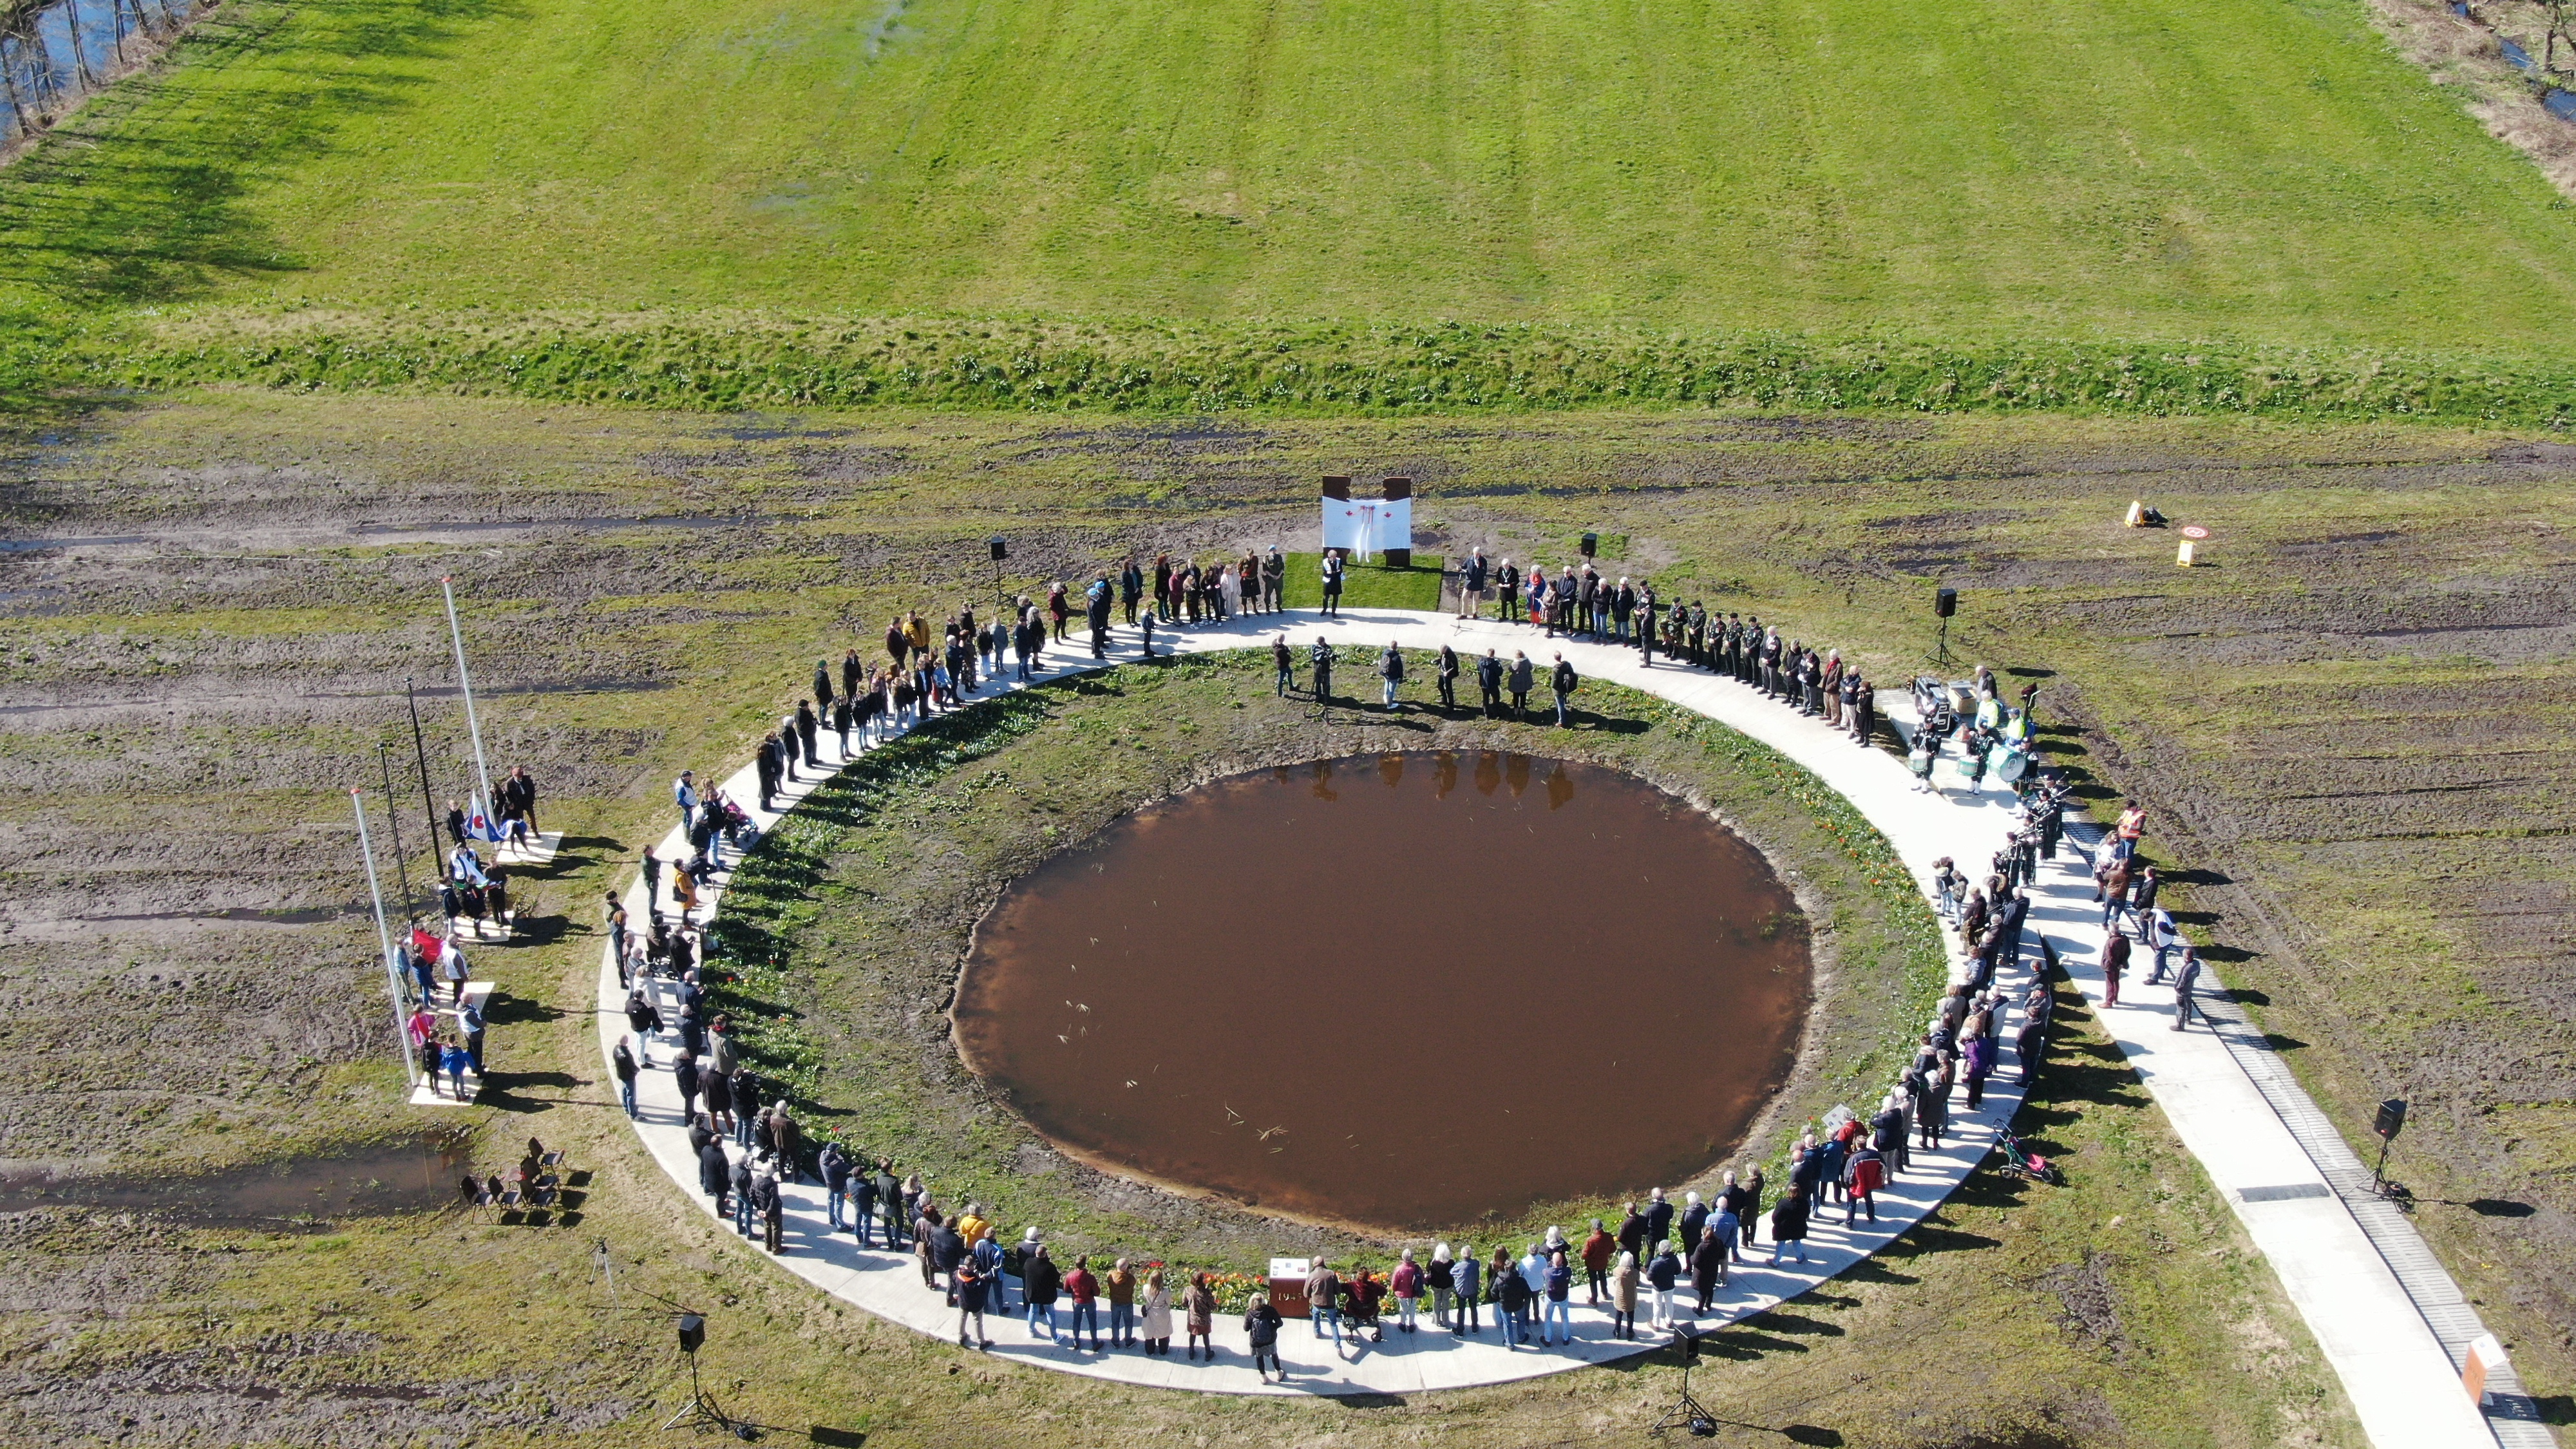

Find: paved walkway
[586,607,2508,1442]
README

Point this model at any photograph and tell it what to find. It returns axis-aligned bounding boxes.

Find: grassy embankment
[701,652,1944,1276]
[5,0,2576,421]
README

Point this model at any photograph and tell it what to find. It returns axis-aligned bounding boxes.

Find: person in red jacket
[1063,1254,1103,1351]
[1390,1249,1425,1334]
[1845,1147,1887,1225]
[1581,1219,1617,1305]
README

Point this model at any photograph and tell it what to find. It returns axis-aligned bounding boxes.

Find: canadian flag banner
[1320,477,1412,560]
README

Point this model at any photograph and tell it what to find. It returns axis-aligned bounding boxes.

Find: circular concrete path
[595,605,2048,1396]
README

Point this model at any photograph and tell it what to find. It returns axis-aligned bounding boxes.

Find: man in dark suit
[1477,649,1505,717]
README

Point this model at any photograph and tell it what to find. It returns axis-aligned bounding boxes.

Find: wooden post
[1381,477,1414,569]
[2462,1333,2506,1405]
[1322,477,1350,560]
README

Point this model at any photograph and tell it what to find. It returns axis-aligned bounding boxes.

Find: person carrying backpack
[1244,1293,1284,1381]
[1390,1250,1425,1334]
[1494,1254,1532,1348]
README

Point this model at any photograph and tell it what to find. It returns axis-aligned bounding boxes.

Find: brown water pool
[952,752,1812,1231]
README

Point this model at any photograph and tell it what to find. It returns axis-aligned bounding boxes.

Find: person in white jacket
[2143,906,2181,985]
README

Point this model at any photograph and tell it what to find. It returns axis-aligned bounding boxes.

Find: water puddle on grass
[0,535,152,552]
[2477,12,2576,118]
[1,1132,475,1226]
[350,513,771,541]
[954,752,1813,1231]
[0,675,669,719]
[862,0,911,57]
[73,904,365,928]
[0,515,766,554]
[0,0,212,146]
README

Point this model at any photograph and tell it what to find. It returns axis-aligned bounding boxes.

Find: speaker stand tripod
[1650,1350,1719,1438]
[662,1354,762,1440]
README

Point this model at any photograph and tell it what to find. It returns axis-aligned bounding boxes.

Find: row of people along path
[588,601,2522,1444]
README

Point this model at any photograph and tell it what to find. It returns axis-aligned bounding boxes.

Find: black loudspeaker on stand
[1935,586,1958,667]
[1651,1328,1720,1437]
[2371,1097,2406,1197]
[648,1300,773,1441]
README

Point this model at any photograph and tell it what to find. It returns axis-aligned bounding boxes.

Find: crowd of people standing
[594,538,2243,1378]
[1450,547,1879,744]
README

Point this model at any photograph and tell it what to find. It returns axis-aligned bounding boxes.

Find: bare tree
[0,39,31,138]
[62,0,95,89]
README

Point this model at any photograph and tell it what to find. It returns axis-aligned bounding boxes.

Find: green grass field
[5,0,2573,1437]
[1276,553,1444,609]
[12,0,2576,365]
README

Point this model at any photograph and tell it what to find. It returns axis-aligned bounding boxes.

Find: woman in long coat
[1769,1188,1812,1265]
[1610,1250,1640,1341]
[1184,1272,1217,1360]
[1139,1269,1174,1355]
[1689,1223,1728,1312]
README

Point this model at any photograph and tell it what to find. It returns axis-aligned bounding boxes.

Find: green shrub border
[21,309,2576,426]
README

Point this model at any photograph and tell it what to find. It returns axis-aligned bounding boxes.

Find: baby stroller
[1343,1275,1388,1343]
[1989,1122,2063,1185]
[715,795,761,852]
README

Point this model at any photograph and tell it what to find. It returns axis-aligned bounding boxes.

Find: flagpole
[440,576,496,832]
[407,679,443,867]
[377,740,416,924]
[352,788,421,1087]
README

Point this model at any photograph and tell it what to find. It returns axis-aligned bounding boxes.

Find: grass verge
[42,312,2576,426]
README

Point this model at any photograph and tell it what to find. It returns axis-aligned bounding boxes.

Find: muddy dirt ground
[0,390,2565,1444]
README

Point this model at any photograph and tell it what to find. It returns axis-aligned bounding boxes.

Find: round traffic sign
[2180,525,2210,540]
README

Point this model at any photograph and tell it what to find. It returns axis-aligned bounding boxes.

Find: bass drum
[1995,745,2031,783]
